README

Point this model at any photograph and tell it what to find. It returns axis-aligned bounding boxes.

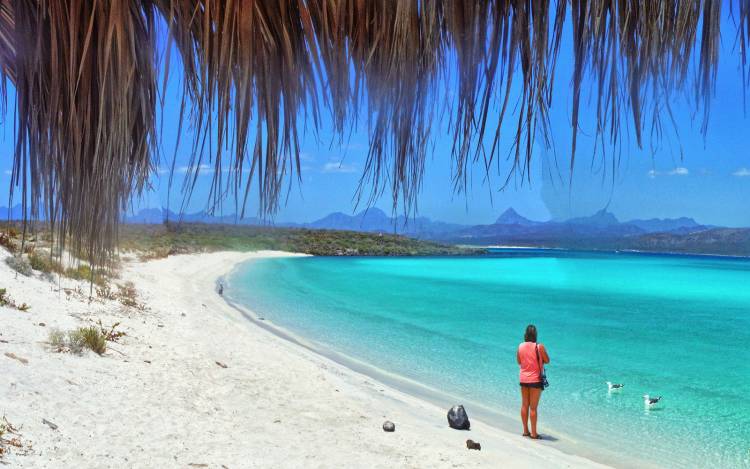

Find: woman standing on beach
[517,324,549,439]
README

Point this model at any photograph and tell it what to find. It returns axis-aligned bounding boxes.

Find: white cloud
[647,167,689,178]
[3,169,12,176]
[177,164,214,174]
[732,167,750,177]
[322,161,357,173]
[158,164,246,176]
[668,167,689,176]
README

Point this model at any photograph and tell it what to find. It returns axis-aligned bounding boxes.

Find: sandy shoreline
[1,250,609,468]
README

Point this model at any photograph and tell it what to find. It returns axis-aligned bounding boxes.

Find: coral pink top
[518,342,543,383]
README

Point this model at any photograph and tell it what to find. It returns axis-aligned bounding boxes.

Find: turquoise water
[226,250,750,468]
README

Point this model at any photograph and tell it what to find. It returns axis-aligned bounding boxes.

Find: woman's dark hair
[524,324,537,343]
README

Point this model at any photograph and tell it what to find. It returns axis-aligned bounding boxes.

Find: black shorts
[520,382,544,389]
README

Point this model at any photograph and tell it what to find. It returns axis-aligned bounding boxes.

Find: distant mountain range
[123,206,466,237]
[119,205,720,242]
[0,204,26,220]
[441,208,711,245]
[2,203,748,256]
[125,206,750,256]
[123,207,264,226]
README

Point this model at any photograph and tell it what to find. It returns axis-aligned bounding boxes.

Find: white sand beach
[0,250,609,468]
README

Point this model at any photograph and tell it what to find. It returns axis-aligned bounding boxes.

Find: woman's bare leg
[520,386,530,435]
[529,388,543,437]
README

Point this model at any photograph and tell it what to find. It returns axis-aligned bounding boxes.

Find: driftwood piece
[4,352,28,365]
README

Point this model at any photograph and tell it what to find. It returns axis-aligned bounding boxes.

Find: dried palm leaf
[0,0,745,268]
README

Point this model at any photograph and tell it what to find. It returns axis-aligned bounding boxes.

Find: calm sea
[225,250,750,468]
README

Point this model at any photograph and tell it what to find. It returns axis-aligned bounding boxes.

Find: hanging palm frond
[0,0,746,266]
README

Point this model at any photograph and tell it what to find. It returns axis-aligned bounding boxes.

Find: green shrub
[117,282,140,308]
[64,264,91,280]
[0,232,17,253]
[95,284,117,300]
[48,329,66,351]
[64,264,107,287]
[5,256,32,276]
[74,326,107,355]
[52,327,106,355]
[0,288,29,311]
[97,319,126,342]
[29,252,64,274]
[65,329,85,354]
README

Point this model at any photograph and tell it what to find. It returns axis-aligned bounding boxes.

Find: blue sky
[0,12,748,227]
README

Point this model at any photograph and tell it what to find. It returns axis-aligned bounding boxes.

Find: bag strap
[535,343,544,376]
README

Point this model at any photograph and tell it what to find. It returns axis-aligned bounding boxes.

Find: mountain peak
[357,207,389,219]
[495,208,536,226]
[625,216,702,233]
[568,209,619,226]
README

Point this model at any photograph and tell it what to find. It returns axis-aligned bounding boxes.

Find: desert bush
[48,329,66,352]
[0,288,29,311]
[64,264,90,280]
[77,326,107,355]
[5,256,32,276]
[64,264,107,287]
[0,415,20,457]
[137,247,170,262]
[0,232,17,254]
[49,326,107,355]
[78,326,107,354]
[29,252,64,274]
[97,319,126,342]
[95,284,117,300]
[117,282,139,308]
[66,326,106,355]
[65,329,85,354]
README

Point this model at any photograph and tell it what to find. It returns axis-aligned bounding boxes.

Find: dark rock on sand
[466,439,481,450]
[447,405,470,430]
[382,421,395,432]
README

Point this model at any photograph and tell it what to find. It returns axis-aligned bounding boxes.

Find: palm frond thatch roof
[0,0,747,265]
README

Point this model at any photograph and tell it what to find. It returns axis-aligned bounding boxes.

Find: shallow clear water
[226,250,750,468]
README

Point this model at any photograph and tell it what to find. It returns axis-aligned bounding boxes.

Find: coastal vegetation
[4,256,32,277]
[0,288,29,311]
[0,416,24,459]
[28,252,64,276]
[0,220,477,261]
[48,327,106,355]
[119,223,481,258]
[48,322,124,356]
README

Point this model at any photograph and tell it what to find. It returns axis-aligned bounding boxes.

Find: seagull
[643,394,662,406]
[606,381,624,391]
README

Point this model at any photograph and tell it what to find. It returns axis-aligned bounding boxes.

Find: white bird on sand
[643,394,662,406]
[606,381,624,391]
